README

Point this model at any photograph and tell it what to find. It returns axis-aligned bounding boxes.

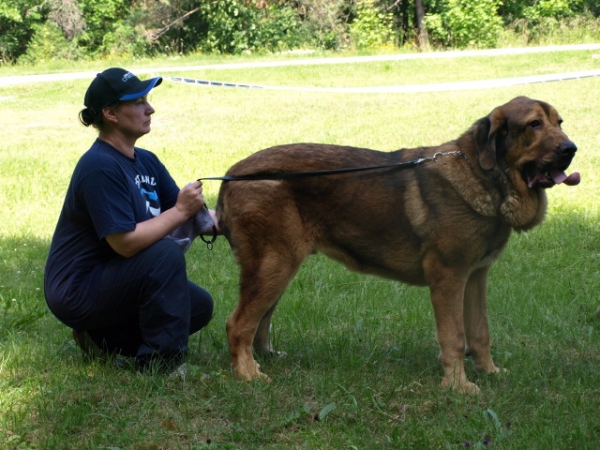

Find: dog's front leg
[427,264,479,394]
[463,266,501,375]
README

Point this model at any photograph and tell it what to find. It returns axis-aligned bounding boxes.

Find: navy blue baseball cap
[84,68,162,113]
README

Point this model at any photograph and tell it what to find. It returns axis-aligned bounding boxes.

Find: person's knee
[139,239,187,284]
[150,239,186,268]
[189,283,214,333]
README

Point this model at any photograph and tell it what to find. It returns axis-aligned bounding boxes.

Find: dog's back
[217,142,497,284]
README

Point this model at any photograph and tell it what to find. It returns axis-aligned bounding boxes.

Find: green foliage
[349,0,395,49]
[203,0,261,54]
[17,22,83,65]
[0,0,46,63]
[580,0,600,14]
[500,0,595,45]
[1,0,600,63]
[426,0,503,48]
[295,0,350,50]
[77,0,130,57]
[529,0,575,19]
[253,5,309,52]
[196,0,308,55]
[0,1,21,22]
[500,0,578,22]
[101,21,151,59]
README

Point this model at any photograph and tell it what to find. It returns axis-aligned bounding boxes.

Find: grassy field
[1,46,600,449]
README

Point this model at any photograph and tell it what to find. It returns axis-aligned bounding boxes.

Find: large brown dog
[216,96,579,393]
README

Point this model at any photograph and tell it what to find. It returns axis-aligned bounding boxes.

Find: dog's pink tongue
[551,169,581,186]
[564,172,581,185]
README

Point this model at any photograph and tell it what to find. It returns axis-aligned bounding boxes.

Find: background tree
[0,0,599,64]
[425,0,503,48]
[414,0,428,48]
[48,0,85,40]
[350,0,395,49]
[379,0,429,48]
[295,0,351,50]
[0,0,45,63]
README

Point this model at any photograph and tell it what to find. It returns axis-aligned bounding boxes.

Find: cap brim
[119,77,163,101]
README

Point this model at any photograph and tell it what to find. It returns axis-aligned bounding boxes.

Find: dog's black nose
[559,141,577,156]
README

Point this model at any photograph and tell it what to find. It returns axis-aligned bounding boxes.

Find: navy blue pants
[47,239,213,369]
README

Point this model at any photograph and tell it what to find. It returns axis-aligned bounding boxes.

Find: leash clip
[200,226,218,250]
[433,150,468,163]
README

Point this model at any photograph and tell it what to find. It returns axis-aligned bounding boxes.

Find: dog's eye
[529,120,542,129]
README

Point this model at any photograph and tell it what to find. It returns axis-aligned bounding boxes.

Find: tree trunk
[414,0,429,50]
[147,6,201,42]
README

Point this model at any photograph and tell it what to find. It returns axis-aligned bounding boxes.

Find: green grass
[1,46,600,449]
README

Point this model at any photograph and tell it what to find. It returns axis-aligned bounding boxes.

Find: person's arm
[106,181,205,258]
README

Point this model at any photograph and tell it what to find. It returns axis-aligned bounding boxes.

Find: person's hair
[78,102,121,129]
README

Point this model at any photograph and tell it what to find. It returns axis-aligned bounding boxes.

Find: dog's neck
[492,163,548,230]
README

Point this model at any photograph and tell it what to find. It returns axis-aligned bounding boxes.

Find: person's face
[105,95,155,138]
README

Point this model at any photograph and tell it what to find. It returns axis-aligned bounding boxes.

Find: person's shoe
[168,362,203,379]
[136,357,201,379]
[72,329,105,360]
[168,362,189,378]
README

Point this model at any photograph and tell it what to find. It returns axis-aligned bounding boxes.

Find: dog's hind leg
[463,266,501,375]
[227,248,306,381]
[253,301,279,356]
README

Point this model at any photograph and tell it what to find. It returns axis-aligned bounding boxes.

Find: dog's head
[475,96,580,189]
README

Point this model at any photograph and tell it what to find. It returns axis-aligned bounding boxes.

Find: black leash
[197,150,467,249]
[198,150,467,182]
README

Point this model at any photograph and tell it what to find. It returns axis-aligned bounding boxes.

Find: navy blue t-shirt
[44,138,180,304]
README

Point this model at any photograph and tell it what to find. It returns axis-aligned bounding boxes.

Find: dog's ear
[476,107,507,171]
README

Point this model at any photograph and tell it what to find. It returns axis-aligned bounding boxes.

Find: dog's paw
[461,382,481,395]
[257,372,272,382]
[253,362,272,381]
[233,360,272,382]
[481,365,509,375]
[441,377,481,395]
[471,356,508,375]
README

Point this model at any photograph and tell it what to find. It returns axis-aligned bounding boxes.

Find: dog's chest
[475,247,504,269]
[473,226,511,269]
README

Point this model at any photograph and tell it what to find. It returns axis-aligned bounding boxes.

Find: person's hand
[175,180,205,218]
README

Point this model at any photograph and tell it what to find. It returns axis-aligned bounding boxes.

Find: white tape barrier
[166,68,600,93]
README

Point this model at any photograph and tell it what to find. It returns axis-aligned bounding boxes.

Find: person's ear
[102,105,119,123]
